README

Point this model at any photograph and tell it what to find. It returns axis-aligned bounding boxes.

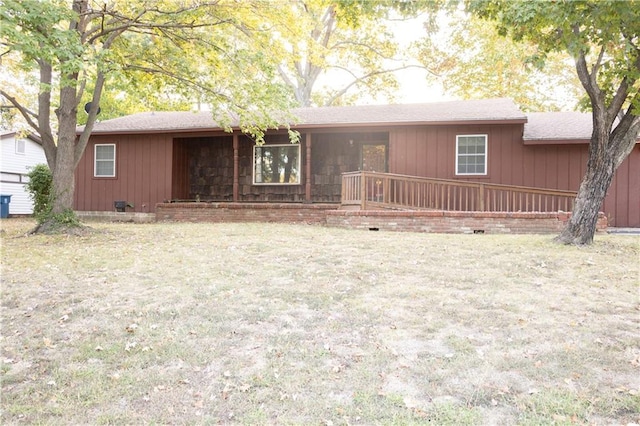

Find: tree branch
[75,70,105,168]
[575,50,603,111]
[330,40,396,60]
[608,46,640,120]
[120,64,233,104]
[324,64,434,106]
[0,90,39,131]
[608,98,640,168]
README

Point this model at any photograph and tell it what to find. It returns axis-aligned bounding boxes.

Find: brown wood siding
[74,134,173,213]
[76,124,638,227]
[389,124,638,227]
[603,145,640,227]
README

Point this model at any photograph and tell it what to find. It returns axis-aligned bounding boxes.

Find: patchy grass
[1,218,639,425]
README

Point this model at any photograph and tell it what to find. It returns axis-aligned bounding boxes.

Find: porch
[153,171,606,234]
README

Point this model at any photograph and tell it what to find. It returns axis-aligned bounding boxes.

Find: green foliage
[25,164,52,223]
[261,0,436,107]
[466,0,640,111]
[25,163,81,229]
[465,0,640,244]
[417,13,583,111]
[48,208,82,229]
[2,0,313,223]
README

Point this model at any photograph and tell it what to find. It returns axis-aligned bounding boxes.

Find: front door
[361,144,387,172]
[361,144,387,203]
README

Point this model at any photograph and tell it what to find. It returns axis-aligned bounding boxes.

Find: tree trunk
[49,80,80,215]
[556,157,613,245]
[50,136,77,215]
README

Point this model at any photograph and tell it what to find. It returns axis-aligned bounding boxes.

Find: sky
[317,12,458,106]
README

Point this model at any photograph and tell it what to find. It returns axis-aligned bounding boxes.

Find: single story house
[0,132,47,215]
[74,98,639,227]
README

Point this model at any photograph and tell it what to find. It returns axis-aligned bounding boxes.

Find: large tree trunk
[50,78,80,215]
[556,109,639,245]
[556,154,614,245]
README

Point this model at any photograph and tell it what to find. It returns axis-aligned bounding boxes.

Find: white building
[0,132,47,215]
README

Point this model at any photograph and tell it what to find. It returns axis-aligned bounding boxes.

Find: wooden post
[479,183,485,211]
[305,133,312,203]
[233,133,239,202]
[384,176,389,204]
[360,171,366,209]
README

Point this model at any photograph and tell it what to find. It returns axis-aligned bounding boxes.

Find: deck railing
[341,171,577,213]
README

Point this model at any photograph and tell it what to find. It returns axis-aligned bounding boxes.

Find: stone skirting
[325,210,608,234]
[156,202,340,224]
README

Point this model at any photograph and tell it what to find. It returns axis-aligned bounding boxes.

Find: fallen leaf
[43,337,56,349]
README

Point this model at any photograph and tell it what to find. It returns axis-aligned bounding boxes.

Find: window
[15,139,25,155]
[94,144,116,177]
[253,144,300,184]
[456,135,487,175]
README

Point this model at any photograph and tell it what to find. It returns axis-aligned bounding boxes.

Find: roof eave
[79,117,528,136]
[523,138,590,145]
[291,118,527,130]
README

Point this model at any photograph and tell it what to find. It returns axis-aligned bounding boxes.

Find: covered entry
[171,131,389,204]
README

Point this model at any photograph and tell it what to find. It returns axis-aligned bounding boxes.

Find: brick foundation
[156,202,339,224]
[120,203,608,234]
[325,210,608,234]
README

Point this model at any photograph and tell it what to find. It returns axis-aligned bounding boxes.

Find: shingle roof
[524,111,592,141]
[82,98,527,134]
[1,131,42,144]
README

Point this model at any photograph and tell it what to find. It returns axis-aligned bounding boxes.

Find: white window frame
[94,143,116,178]
[455,135,488,176]
[253,144,301,185]
[15,138,25,155]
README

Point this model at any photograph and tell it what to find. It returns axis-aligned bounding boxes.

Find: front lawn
[1,219,638,424]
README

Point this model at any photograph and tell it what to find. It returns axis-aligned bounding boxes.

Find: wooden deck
[341,171,577,213]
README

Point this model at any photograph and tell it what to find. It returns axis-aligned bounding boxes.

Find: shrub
[25,163,52,223]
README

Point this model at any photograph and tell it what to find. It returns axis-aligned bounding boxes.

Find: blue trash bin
[0,195,12,218]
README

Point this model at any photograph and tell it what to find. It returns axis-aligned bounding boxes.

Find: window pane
[96,161,114,176]
[457,136,486,175]
[96,145,114,160]
[254,144,300,184]
[95,144,115,177]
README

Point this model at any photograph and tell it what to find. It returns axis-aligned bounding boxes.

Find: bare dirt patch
[1,218,639,424]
